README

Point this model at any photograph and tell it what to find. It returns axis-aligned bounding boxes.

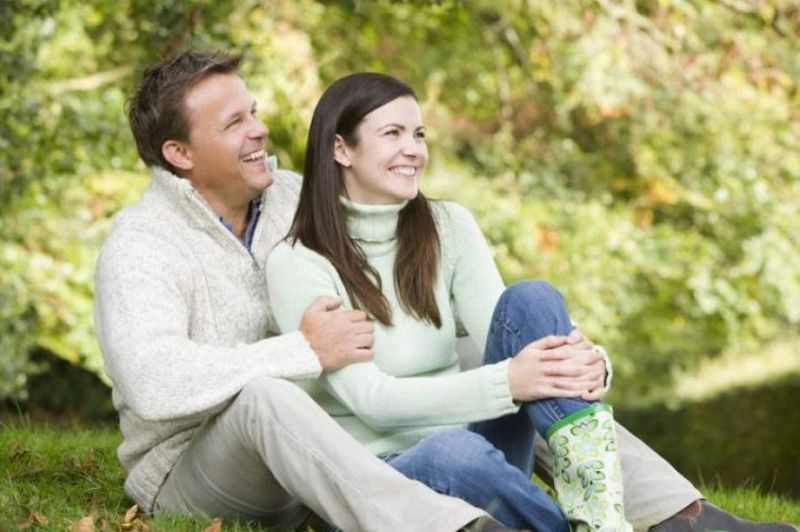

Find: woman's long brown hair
[289,72,442,327]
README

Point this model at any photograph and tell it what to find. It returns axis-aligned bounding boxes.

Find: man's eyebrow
[222,109,243,123]
[222,100,258,123]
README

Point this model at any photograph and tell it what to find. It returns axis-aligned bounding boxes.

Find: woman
[267,72,631,532]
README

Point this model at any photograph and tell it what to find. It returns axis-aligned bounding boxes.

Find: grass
[0,422,264,531]
[699,484,800,525]
[1,421,798,530]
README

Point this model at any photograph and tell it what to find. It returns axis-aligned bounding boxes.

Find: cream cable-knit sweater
[94,162,321,512]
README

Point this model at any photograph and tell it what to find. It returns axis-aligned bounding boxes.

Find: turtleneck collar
[340,196,408,243]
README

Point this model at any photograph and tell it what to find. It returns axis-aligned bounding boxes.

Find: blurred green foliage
[1,0,799,404]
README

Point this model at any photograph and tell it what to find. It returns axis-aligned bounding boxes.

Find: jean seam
[493,313,522,356]
[538,400,566,428]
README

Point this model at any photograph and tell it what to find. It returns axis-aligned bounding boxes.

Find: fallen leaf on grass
[10,442,30,461]
[120,505,150,531]
[203,517,223,532]
[122,520,150,531]
[72,511,96,532]
[123,505,139,524]
[16,511,49,529]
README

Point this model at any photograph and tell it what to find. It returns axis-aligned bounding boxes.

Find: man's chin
[249,172,273,198]
[244,165,273,191]
[261,169,274,189]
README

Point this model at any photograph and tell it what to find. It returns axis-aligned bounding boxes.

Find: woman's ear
[333,134,352,168]
[162,139,194,172]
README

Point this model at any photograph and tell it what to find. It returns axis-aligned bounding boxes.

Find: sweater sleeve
[266,241,519,431]
[445,203,614,393]
[439,203,506,351]
[95,231,321,422]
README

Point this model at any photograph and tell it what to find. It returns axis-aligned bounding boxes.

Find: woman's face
[336,96,428,205]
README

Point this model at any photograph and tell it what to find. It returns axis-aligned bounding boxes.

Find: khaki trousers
[154,376,484,532]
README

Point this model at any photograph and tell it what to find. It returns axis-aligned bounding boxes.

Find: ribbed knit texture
[267,198,520,456]
[94,161,321,512]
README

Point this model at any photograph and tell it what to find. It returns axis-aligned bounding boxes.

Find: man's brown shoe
[649,500,798,532]
[460,515,527,532]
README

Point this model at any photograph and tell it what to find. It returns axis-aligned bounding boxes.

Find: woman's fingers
[509,341,607,401]
[525,334,569,350]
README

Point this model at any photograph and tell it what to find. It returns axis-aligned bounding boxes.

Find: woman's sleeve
[266,241,519,431]
[444,203,614,393]
[442,203,506,351]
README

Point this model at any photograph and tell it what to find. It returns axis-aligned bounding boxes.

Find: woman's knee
[500,280,562,312]
[497,280,571,335]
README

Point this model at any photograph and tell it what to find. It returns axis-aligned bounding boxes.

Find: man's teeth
[241,149,265,162]
[391,166,416,176]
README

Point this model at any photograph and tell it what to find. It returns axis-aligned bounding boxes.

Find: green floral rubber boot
[545,403,632,532]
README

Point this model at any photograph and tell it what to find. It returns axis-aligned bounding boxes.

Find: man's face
[179,73,272,210]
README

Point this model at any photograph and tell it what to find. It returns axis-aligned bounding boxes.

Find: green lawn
[0,422,263,531]
[1,422,798,530]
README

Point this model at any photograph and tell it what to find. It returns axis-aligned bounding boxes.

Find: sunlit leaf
[72,511,96,532]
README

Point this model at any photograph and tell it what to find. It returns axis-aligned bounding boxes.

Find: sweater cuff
[596,345,613,392]
[481,359,520,416]
[285,330,322,379]
[246,330,322,380]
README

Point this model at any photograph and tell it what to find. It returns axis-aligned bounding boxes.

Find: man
[95,49,796,532]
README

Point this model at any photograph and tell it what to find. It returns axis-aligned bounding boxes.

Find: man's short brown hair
[127,50,242,173]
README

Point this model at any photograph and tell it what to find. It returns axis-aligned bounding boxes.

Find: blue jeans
[384,281,593,531]
[470,280,593,476]
[385,429,568,532]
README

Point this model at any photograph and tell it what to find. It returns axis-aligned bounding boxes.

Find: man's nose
[249,117,268,138]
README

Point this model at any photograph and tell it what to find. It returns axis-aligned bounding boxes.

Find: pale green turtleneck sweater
[266,198,520,456]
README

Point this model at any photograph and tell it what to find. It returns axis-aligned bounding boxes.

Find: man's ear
[333,134,351,168]
[162,139,194,172]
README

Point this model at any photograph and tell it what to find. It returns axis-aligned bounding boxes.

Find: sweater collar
[148,156,278,227]
[149,156,278,209]
[341,196,408,243]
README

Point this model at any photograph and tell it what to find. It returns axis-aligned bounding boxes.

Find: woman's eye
[415,130,426,139]
[385,129,399,136]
